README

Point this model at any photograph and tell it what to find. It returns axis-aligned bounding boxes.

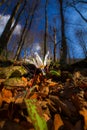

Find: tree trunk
[59,0,67,65]
[53,28,57,62]
[14,0,39,60]
[44,0,48,58]
[14,17,28,60]
[0,0,24,54]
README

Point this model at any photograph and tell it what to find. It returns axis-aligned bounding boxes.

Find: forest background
[0,0,87,65]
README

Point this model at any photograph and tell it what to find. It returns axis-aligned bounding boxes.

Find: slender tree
[14,15,29,60]
[44,0,48,58]
[0,0,26,54]
[53,28,57,62]
[14,0,40,60]
[49,26,59,62]
[58,0,67,65]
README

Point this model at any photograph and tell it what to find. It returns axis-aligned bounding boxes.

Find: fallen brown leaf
[0,120,5,129]
[36,74,42,84]
[21,77,27,83]
[0,79,5,84]
[43,113,50,121]
[53,114,64,130]
[14,118,20,123]
[79,107,87,130]
[15,97,24,104]
[46,79,58,87]
[1,88,14,103]
[49,95,72,117]
[27,79,34,87]
[30,93,38,99]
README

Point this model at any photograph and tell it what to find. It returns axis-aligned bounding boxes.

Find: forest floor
[0,59,87,130]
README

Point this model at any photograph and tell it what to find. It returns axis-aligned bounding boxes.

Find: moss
[0,66,27,79]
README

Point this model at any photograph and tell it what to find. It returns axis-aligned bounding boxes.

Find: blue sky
[0,0,87,59]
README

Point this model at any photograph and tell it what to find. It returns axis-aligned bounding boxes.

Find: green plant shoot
[50,70,61,76]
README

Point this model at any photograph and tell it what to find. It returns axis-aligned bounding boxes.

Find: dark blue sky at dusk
[0,0,87,59]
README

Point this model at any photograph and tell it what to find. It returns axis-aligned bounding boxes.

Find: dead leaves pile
[0,69,87,130]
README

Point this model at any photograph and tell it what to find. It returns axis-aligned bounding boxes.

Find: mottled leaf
[25,99,48,130]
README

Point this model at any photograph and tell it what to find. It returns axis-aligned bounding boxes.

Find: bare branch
[73,5,87,22]
[73,0,87,4]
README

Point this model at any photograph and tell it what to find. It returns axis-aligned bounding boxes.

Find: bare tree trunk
[14,0,40,60]
[53,28,57,62]
[14,16,28,60]
[59,0,67,65]
[0,0,25,54]
[44,0,48,58]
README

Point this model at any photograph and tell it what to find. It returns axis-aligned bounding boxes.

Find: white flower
[25,51,50,75]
